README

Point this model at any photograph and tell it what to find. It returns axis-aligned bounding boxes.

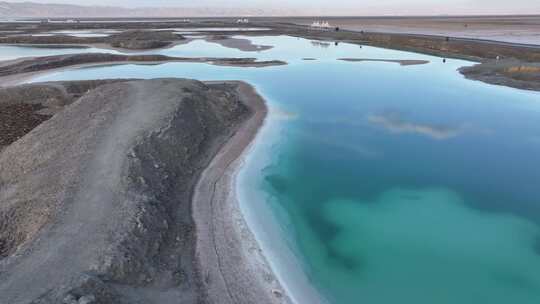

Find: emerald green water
[320,188,540,303]
[17,35,540,303]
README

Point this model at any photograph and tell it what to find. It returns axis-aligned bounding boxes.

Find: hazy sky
[6,0,540,15]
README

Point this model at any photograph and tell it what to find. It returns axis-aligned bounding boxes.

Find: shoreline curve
[193,81,293,304]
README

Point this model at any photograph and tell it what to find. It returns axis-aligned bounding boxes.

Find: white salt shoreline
[233,101,329,304]
[192,81,291,304]
[192,81,327,304]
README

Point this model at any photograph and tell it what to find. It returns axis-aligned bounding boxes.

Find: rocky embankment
[0,79,128,149]
[0,79,268,304]
[459,59,540,91]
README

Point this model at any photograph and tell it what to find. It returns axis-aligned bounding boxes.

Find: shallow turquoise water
[21,36,540,304]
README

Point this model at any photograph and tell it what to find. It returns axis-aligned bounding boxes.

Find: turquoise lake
[10,35,540,303]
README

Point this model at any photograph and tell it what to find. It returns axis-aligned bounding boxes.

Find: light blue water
[19,35,540,304]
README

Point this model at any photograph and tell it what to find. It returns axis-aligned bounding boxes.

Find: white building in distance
[310,21,331,29]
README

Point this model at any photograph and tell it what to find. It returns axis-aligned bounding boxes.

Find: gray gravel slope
[0,78,251,304]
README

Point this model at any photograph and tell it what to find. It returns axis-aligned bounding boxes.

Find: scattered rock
[272,289,283,298]
[77,295,96,304]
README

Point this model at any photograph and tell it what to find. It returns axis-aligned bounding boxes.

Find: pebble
[271,289,283,298]
[78,295,96,304]
[62,294,77,304]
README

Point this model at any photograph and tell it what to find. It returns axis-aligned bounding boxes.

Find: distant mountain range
[0,1,310,18]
